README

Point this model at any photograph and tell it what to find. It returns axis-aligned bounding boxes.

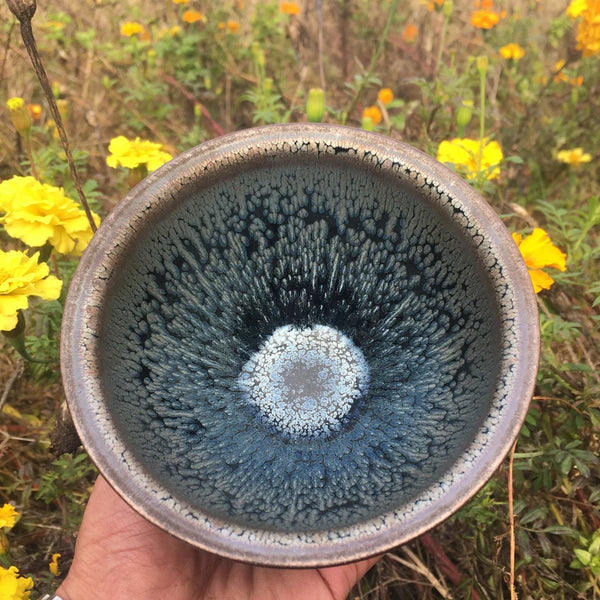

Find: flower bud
[5,0,36,22]
[306,88,325,122]
[455,99,473,135]
[361,115,374,131]
[6,97,31,135]
[443,0,454,18]
[476,55,488,75]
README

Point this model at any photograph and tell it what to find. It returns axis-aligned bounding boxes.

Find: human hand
[57,476,380,600]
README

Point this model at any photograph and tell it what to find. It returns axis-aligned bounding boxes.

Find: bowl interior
[99,154,502,533]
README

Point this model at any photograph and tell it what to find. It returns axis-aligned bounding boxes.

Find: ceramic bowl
[61,124,539,567]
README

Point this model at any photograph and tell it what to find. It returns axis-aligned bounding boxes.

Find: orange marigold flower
[172,0,190,3]
[426,0,444,11]
[401,23,418,43]
[120,21,145,36]
[182,9,203,24]
[499,43,525,60]
[26,104,42,120]
[470,9,500,29]
[362,106,382,126]
[377,88,394,105]
[575,0,600,57]
[512,228,567,293]
[226,20,240,33]
[280,1,301,14]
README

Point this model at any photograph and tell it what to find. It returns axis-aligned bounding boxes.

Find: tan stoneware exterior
[61,124,539,567]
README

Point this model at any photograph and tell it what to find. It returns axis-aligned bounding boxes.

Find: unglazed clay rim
[61,124,539,567]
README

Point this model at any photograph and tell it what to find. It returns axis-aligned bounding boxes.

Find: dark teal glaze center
[100,161,501,532]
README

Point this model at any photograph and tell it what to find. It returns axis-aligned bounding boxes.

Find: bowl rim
[61,123,540,567]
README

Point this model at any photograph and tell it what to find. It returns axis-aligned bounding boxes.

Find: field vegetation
[0,0,599,598]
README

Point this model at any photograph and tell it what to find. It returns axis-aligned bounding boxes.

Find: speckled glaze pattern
[61,124,539,567]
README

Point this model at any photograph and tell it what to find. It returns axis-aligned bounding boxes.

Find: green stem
[23,132,38,179]
[342,0,399,124]
[434,12,449,83]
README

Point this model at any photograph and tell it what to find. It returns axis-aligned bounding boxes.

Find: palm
[60,477,379,600]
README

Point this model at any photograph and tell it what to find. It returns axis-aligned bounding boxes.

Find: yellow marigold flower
[0,566,33,600]
[0,566,34,600]
[280,1,301,14]
[182,9,203,24]
[566,0,588,18]
[0,176,100,256]
[120,21,145,36]
[499,43,525,60]
[556,147,592,165]
[6,97,25,112]
[470,9,500,29]
[0,505,19,529]
[48,553,60,576]
[6,98,31,136]
[173,0,190,3]
[575,0,600,57]
[377,88,394,105]
[362,106,382,126]
[401,23,418,43]
[0,250,62,332]
[437,137,503,181]
[106,136,173,172]
[512,229,567,293]
[169,25,181,36]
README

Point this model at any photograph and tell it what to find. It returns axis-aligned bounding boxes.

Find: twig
[508,440,518,600]
[7,0,97,233]
[316,0,326,92]
[0,360,24,413]
[420,532,482,600]
[159,72,225,137]
[0,19,16,84]
[387,549,452,598]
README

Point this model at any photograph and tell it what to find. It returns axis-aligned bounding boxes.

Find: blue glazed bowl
[61,124,539,567]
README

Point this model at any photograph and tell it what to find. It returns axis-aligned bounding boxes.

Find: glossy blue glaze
[100,161,501,532]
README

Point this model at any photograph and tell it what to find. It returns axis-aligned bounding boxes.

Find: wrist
[53,575,86,600]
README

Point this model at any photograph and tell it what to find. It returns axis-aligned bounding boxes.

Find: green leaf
[538,525,580,538]
[504,155,524,164]
[574,549,592,566]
